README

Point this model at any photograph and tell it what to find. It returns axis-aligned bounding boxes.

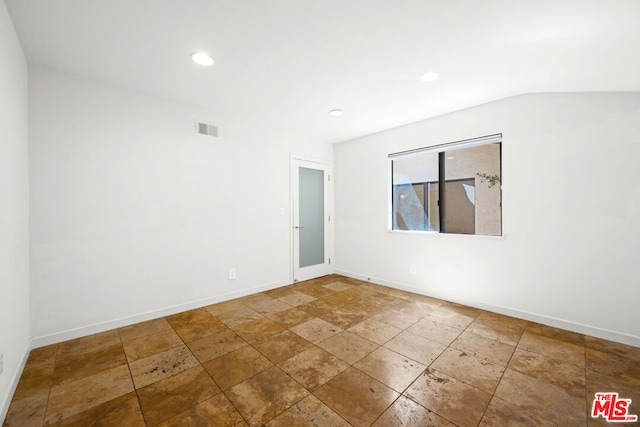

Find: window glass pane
[443,143,501,236]
[392,152,439,231]
[442,179,476,234]
[393,183,426,230]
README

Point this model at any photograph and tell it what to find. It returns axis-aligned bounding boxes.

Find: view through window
[389,134,502,236]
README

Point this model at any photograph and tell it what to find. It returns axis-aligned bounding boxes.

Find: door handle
[294,226,305,229]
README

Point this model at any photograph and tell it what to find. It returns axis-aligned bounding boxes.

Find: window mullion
[438,151,446,233]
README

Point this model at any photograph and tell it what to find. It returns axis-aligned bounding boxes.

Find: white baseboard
[31,279,291,349]
[334,269,640,348]
[0,340,31,425]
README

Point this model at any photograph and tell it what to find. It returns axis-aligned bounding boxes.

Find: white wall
[0,0,30,420]
[334,93,640,346]
[29,66,332,343]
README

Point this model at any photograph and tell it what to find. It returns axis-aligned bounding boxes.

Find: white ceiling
[6,0,640,145]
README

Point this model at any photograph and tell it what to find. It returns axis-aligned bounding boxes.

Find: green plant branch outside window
[476,172,501,188]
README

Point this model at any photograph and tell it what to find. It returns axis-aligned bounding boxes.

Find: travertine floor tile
[318,331,378,364]
[440,302,482,318]
[406,316,463,346]
[232,317,286,343]
[430,347,505,394]
[586,347,640,384]
[3,391,48,427]
[407,293,446,309]
[226,366,309,427]
[46,392,144,427]
[518,331,585,367]
[585,335,640,360]
[405,368,492,427]
[314,367,399,427]
[296,298,337,317]
[254,330,313,364]
[508,347,585,396]
[372,307,424,329]
[265,307,315,328]
[354,347,427,393]
[122,329,183,361]
[203,345,273,390]
[394,300,437,317]
[292,283,335,299]
[384,330,446,366]
[277,291,317,307]
[24,345,58,366]
[316,306,368,329]
[12,347,56,401]
[166,308,212,326]
[44,364,134,425]
[480,395,555,427]
[349,318,402,345]
[344,299,383,318]
[466,313,526,346]
[266,395,350,427]
[290,318,343,344]
[428,306,477,330]
[52,344,127,387]
[279,346,349,390]
[215,306,264,328]
[383,286,417,298]
[56,330,121,358]
[322,281,354,292]
[321,290,361,306]
[494,369,586,426]
[237,292,273,306]
[187,328,247,363]
[128,345,199,389]
[204,298,246,316]
[264,286,299,299]
[137,366,220,425]
[372,395,455,427]
[168,313,227,343]
[450,331,515,366]
[118,318,173,343]
[525,322,585,347]
[157,394,248,427]
[360,291,406,309]
[244,298,291,316]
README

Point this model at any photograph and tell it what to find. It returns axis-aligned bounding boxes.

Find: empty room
[1,1,639,426]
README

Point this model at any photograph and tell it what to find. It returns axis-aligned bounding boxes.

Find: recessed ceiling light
[329,109,344,117]
[420,71,439,82]
[446,156,455,160]
[191,52,214,66]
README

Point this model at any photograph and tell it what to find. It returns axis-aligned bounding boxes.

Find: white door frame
[290,155,331,283]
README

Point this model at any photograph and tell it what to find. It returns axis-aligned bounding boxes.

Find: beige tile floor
[4,275,640,426]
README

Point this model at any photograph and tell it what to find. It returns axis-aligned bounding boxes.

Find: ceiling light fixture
[420,71,440,82]
[191,52,214,66]
[329,109,344,117]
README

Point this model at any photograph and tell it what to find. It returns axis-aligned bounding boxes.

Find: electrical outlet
[410,264,417,274]
[228,268,236,280]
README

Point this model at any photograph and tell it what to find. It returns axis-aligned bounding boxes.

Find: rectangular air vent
[195,120,218,137]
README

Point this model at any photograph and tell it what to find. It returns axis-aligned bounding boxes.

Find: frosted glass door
[299,167,325,268]
[292,158,329,282]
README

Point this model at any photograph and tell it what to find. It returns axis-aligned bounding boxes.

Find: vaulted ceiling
[6,0,640,144]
